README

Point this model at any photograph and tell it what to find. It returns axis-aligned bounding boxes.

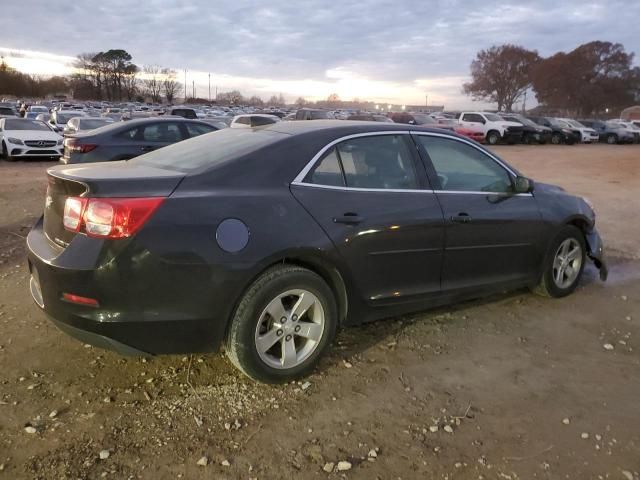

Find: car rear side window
[307,148,345,187]
[185,123,215,137]
[305,135,419,190]
[418,136,513,193]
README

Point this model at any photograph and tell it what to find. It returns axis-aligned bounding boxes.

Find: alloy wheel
[254,289,325,369]
[552,238,583,289]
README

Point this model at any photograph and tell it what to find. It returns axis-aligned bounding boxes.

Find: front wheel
[551,133,562,145]
[486,131,500,145]
[1,142,15,162]
[606,134,618,145]
[532,225,586,298]
[226,265,338,383]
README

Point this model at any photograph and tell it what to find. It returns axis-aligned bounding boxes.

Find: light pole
[208,73,211,102]
[184,69,187,102]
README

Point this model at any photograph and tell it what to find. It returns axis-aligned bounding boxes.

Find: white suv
[457,112,523,145]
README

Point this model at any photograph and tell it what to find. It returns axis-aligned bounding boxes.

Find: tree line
[463,41,640,116]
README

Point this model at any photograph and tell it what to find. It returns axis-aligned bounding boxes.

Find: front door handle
[141,145,155,152]
[333,213,364,225]
[451,213,472,224]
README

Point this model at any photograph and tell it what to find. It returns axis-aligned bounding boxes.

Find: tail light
[65,138,97,153]
[63,197,165,239]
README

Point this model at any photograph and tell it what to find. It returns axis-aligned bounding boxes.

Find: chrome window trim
[291,129,532,197]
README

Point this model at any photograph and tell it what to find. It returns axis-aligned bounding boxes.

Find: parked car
[527,117,578,145]
[578,120,636,144]
[50,110,85,133]
[556,119,599,143]
[230,114,281,128]
[64,117,115,135]
[295,108,331,120]
[0,118,63,161]
[499,114,552,144]
[28,121,607,382]
[347,114,394,123]
[27,105,50,114]
[0,106,19,117]
[61,117,220,164]
[164,107,198,119]
[609,121,640,143]
[453,126,486,143]
[456,112,523,145]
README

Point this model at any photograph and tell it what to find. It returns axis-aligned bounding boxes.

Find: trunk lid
[43,162,185,248]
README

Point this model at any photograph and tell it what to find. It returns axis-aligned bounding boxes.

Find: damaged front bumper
[585,228,608,281]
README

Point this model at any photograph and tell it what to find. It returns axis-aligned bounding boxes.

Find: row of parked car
[1,99,638,164]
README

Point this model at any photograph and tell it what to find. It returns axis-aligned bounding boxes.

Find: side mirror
[480,119,486,124]
[514,176,534,194]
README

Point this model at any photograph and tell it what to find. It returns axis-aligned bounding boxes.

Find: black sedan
[27,121,607,383]
[61,117,220,164]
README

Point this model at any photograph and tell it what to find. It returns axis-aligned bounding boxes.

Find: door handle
[141,145,155,152]
[451,213,472,224]
[333,213,364,225]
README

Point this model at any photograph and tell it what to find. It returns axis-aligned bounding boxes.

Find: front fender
[585,228,608,281]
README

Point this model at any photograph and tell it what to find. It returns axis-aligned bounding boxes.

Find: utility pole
[208,73,211,102]
[184,69,187,102]
[425,94,428,107]
[192,80,195,99]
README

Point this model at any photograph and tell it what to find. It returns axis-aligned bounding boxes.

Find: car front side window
[417,136,514,193]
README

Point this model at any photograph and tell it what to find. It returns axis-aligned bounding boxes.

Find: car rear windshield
[131,127,287,173]
[4,119,50,131]
[310,111,329,119]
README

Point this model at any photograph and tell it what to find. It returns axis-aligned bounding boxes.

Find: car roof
[261,119,444,136]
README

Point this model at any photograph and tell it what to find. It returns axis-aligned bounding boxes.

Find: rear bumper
[26,217,231,355]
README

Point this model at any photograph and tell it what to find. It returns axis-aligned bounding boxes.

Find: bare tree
[295,97,307,107]
[463,44,540,112]
[162,69,182,104]
[143,65,163,103]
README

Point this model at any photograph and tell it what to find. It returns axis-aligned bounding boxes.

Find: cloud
[0,0,637,108]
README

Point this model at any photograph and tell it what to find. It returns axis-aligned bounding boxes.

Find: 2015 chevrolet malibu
[27,121,608,382]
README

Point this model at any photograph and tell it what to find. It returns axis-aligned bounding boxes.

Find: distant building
[621,106,640,120]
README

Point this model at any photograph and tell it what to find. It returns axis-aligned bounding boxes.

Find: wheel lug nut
[281,316,287,323]
[277,329,283,336]
[285,334,292,341]
[295,325,301,332]
[292,314,298,321]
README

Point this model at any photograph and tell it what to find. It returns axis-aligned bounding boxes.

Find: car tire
[532,225,586,298]
[606,134,618,145]
[1,142,15,162]
[486,130,500,145]
[551,133,561,145]
[225,265,338,383]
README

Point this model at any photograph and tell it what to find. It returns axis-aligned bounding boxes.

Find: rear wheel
[551,133,562,145]
[532,225,586,298]
[606,133,618,145]
[226,265,338,383]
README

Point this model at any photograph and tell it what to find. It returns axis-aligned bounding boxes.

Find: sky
[1,0,638,108]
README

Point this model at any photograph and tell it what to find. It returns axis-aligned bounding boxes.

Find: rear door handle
[333,213,364,224]
[451,213,472,224]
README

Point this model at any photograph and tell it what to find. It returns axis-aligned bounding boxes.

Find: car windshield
[56,114,74,124]
[565,119,585,128]
[506,116,535,127]
[412,114,437,124]
[605,121,622,128]
[484,113,502,122]
[133,127,288,173]
[4,119,50,131]
[80,119,113,130]
[550,119,569,128]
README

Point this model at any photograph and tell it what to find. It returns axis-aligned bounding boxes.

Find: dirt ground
[0,144,639,480]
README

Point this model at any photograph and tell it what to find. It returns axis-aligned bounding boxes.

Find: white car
[50,110,86,133]
[0,118,63,161]
[609,120,640,143]
[457,112,523,145]
[557,118,599,143]
[230,114,281,128]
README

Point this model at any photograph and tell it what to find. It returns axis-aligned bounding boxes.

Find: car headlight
[7,137,24,145]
